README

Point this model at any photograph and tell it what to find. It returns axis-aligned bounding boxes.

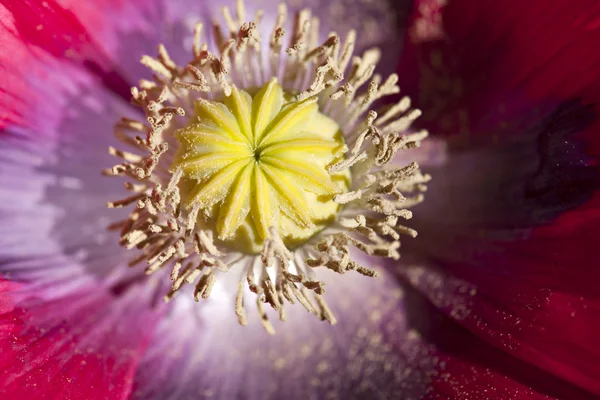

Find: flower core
[173,79,348,254]
[106,0,430,333]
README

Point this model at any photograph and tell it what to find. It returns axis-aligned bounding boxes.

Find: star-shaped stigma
[172,78,348,251]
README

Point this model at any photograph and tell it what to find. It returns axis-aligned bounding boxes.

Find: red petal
[398,0,600,141]
[407,147,600,394]
[397,2,600,393]
[399,251,600,395]
[408,287,599,400]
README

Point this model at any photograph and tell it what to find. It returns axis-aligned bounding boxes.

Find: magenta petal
[407,196,600,391]
[0,278,162,399]
[0,0,138,104]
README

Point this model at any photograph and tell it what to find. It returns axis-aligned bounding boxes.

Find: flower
[1,0,599,399]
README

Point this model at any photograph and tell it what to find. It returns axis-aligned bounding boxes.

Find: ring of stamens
[106,0,430,334]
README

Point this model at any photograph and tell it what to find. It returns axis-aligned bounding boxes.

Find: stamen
[107,0,429,333]
[235,279,248,326]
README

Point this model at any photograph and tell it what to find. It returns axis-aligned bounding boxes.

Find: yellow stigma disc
[172,78,349,253]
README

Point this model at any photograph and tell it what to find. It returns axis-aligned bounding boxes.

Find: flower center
[172,79,349,253]
[106,0,430,334]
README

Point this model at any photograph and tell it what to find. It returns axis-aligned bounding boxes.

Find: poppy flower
[1,0,599,398]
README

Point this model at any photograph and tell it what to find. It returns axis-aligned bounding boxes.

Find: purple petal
[132,267,437,399]
[0,55,140,282]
